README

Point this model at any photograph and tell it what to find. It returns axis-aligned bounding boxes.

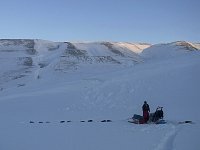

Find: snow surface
[0,40,200,150]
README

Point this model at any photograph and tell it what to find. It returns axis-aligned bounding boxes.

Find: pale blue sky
[0,0,199,43]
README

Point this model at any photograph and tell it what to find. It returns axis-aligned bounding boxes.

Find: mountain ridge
[0,39,199,89]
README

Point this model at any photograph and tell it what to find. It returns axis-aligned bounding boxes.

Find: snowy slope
[141,41,199,61]
[0,39,200,150]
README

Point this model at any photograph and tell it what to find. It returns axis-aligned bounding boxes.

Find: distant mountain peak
[172,41,199,51]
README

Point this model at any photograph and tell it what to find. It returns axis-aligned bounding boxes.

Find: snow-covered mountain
[0,39,151,88]
[141,41,199,61]
[0,39,200,150]
[1,39,199,89]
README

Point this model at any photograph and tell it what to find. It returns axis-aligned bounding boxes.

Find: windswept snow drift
[0,39,200,150]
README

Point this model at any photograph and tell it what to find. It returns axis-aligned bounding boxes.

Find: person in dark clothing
[142,101,150,123]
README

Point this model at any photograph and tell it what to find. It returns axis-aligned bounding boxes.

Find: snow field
[0,40,200,150]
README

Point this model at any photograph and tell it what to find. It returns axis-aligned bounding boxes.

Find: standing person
[142,101,150,123]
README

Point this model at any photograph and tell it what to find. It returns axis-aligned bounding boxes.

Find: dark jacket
[142,104,150,112]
